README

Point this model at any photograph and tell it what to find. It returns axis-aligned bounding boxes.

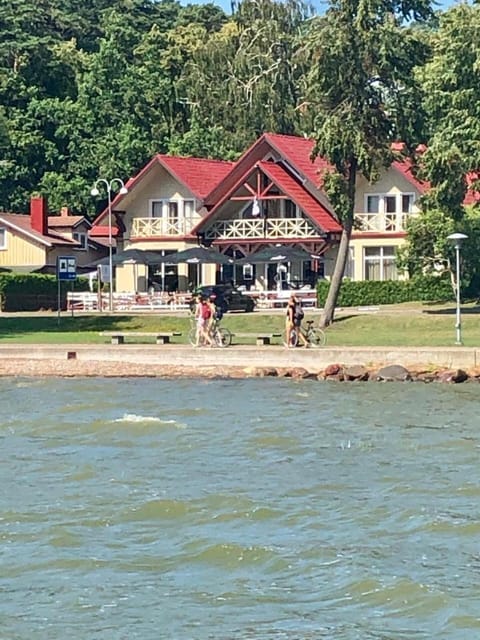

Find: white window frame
[150,199,195,219]
[364,192,416,231]
[72,231,88,250]
[0,228,6,250]
[363,245,397,281]
[364,192,416,213]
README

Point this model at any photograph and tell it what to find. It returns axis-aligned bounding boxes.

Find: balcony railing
[355,212,413,233]
[131,216,322,239]
[204,217,320,240]
[131,217,197,237]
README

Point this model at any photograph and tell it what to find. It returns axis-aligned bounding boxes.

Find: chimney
[30,195,48,235]
[60,206,70,216]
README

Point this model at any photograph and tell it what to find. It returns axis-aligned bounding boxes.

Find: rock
[437,369,469,383]
[285,367,315,379]
[323,363,343,377]
[343,365,369,381]
[256,367,278,377]
[375,364,411,382]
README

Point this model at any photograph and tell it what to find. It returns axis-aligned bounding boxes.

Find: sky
[181,0,457,15]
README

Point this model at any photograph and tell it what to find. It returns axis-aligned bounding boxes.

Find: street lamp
[447,232,468,345]
[91,178,128,312]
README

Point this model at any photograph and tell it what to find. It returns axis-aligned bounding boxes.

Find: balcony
[355,212,413,233]
[204,217,320,240]
[131,217,197,237]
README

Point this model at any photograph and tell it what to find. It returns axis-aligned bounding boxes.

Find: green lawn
[0,304,479,346]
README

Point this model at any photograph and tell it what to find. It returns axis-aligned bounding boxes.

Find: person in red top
[194,295,214,347]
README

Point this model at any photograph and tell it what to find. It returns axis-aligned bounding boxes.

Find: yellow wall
[118,165,203,242]
[355,167,422,212]
[0,227,46,267]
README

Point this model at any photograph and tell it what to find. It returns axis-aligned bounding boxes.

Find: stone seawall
[0,344,478,383]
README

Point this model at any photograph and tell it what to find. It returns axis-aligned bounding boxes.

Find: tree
[416,3,480,216]
[176,0,312,156]
[301,0,433,327]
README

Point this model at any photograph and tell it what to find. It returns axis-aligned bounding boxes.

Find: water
[1,377,480,639]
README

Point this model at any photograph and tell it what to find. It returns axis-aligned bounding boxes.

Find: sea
[1,376,480,639]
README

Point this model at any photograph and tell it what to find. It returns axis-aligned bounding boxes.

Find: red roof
[157,155,234,200]
[262,133,332,187]
[258,161,342,233]
[48,215,86,228]
[0,213,80,246]
[89,225,121,238]
[465,172,480,205]
[93,155,234,227]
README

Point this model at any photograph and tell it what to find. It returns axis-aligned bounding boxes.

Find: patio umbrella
[237,245,318,264]
[156,246,233,265]
[85,249,162,269]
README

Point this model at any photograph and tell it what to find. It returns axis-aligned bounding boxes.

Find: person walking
[286,294,308,347]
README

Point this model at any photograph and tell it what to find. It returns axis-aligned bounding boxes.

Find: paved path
[0,343,478,370]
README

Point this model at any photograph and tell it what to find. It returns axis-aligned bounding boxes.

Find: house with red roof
[90,133,478,294]
[0,196,107,273]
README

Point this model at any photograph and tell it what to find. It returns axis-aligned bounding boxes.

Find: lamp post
[91,178,128,312]
[447,232,468,345]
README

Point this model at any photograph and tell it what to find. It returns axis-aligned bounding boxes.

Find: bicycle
[283,319,326,348]
[188,315,232,347]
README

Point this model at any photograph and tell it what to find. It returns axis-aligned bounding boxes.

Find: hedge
[316,276,454,307]
[0,274,90,311]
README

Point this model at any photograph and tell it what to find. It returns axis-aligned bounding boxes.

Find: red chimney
[30,196,48,235]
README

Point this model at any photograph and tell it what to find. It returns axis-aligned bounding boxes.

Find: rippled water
[2,376,480,639]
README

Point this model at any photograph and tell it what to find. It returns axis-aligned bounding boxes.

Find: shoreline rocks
[0,358,478,383]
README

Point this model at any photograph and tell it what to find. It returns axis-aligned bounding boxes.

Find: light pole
[91,178,128,312]
[447,232,468,345]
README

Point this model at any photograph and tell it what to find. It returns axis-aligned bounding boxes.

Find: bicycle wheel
[283,328,298,348]
[215,327,232,347]
[309,328,326,347]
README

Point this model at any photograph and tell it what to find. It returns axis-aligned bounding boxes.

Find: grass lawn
[0,303,479,346]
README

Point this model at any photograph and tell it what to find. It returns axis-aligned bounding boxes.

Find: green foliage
[302,0,434,326]
[317,275,453,307]
[0,273,89,311]
[417,4,480,213]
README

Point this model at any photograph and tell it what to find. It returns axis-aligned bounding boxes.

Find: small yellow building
[0,196,107,273]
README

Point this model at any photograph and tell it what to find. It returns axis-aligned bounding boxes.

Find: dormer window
[73,232,88,250]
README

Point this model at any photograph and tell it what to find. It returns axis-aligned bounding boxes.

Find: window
[364,246,397,280]
[402,194,414,213]
[0,228,6,250]
[284,200,297,219]
[73,232,87,250]
[184,200,195,218]
[366,195,380,213]
[385,196,396,213]
[365,193,415,214]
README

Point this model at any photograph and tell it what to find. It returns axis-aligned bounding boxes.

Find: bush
[0,274,90,311]
[317,276,454,307]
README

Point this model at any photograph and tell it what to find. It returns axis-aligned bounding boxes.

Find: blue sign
[57,256,77,281]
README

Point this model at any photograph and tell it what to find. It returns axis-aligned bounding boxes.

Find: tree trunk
[319,161,357,329]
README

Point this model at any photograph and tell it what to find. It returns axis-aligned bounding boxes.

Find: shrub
[0,274,90,311]
[317,276,453,307]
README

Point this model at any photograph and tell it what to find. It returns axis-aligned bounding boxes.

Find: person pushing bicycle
[286,294,309,347]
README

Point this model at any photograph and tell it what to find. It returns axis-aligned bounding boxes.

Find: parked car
[191,285,256,313]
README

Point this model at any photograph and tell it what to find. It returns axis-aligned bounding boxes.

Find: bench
[100,331,182,345]
[231,332,282,346]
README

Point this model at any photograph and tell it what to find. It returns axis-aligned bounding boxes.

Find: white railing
[131,217,197,237]
[67,291,191,312]
[204,217,319,240]
[355,212,412,233]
